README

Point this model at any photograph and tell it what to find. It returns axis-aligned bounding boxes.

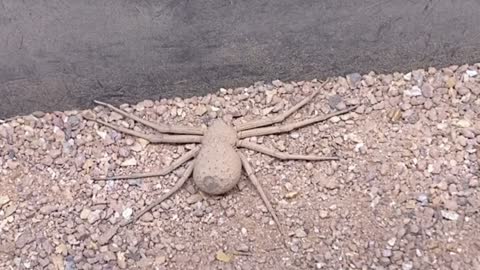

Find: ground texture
[1,63,480,270]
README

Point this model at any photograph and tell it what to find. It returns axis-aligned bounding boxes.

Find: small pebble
[120,158,137,167]
[319,210,329,219]
[0,196,10,207]
[294,228,307,238]
[122,208,133,219]
[141,212,154,222]
[466,69,478,77]
[441,210,459,221]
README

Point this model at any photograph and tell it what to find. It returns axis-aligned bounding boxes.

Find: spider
[85,79,358,243]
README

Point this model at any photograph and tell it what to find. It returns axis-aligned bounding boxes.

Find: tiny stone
[141,212,154,222]
[387,238,396,246]
[40,205,57,214]
[88,210,102,224]
[446,77,456,88]
[156,105,168,114]
[143,100,154,107]
[336,101,347,110]
[175,244,185,251]
[402,261,413,270]
[444,200,458,211]
[329,116,341,123]
[437,180,448,190]
[118,148,130,158]
[98,227,118,245]
[225,208,235,217]
[195,105,208,116]
[294,228,307,238]
[455,119,471,128]
[466,69,478,77]
[228,244,246,256]
[409,224,420,234]
[346,73,362,87]
[319,210,329,219]
[120,158,137,167]
[6,160,19,169]
[382,249,392,257]
[373,102,385,110]
[416,194,428,205]
[404,86,422,97]
[16,231,34,249]
[80,208,91,219]
[155,256,166,265]
[469,178,479,187]
[186,194,203,204]
[0,196,10,207]
[117,252,127,269]
[328,95,343,109]
[272,80,282,87]
[441,210,459,221]
[122,208,133,219]
[421,83,434,98]
[32,111,46,118]
[285,191,299,199]
[290,132,300,139]
[131,142,143,152]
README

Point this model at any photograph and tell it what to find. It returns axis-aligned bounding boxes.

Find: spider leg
[93,146,201,181]
[237,141,338,161]
[239,152,286,240]
[120,161,195,227]
[238,105,358,139]
[94,100,205,135]
[84,115,202,144]
[235,79,330,131]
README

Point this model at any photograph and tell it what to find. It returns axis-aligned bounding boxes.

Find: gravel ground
[1,63,480,270]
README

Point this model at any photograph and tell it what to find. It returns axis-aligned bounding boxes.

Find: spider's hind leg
[121,161,195,227]
[84,115,203,144]
[92,146,200,181]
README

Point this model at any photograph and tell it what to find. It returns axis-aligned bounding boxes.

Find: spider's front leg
[237,105,358,139]
[235,79,331,131]
[237,141,339,161]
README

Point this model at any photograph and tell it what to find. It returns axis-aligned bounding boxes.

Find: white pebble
[402,261,413,270]
[387,237,396,246]
[289,132,300,139]
[466,70,478,77]
[121,158,137,167]
[0,196,10,207]
[122,208,133,219]
[441,210,459,221]
[404,86,422,97]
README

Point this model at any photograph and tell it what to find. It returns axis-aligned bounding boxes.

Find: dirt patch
[1,63,479,269]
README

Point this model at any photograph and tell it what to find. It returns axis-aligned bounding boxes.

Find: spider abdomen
[193,143,242,195]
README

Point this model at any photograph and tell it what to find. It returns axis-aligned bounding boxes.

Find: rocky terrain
[1,63,479,269]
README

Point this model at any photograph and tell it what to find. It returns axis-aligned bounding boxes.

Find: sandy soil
[1,63,479,270]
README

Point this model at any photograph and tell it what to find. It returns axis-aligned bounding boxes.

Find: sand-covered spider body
[193,119,242,195]
[85,79,358,242]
